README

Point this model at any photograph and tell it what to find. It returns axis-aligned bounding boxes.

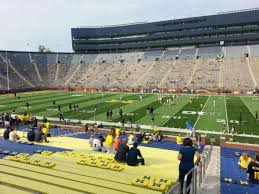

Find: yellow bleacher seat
[39,161,56,168]
[148,181,168,192]
[131,178,149,187]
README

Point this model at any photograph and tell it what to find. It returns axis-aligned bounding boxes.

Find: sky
[0,0,259,52]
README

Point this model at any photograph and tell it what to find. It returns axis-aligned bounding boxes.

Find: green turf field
[0,91,259,135]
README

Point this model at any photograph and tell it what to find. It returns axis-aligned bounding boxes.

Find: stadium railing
[183,145,213,194]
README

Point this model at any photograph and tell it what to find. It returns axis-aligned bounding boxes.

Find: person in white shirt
[9,128,20,141]
[93,135,105,151]
[93,138,101,151]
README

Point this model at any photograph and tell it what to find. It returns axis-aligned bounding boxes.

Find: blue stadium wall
[71,9,259,53]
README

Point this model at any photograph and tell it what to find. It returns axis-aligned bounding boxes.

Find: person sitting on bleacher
[239,152,252,169]
[93,135,105,152]
[89,134,95,147]
[42,126,49,142]
[27,128,35,142]
[177,134,183,145]
[127,143,145,166]
[35,127,49,143]
[105,132,114,153]
[9,128,20,141]
[135,132,144,144]
[3,127,11,140]
[35,127,44,142]
[128,133,135,145]
[247,153,259,184]
[113,135,121,151]
[114,138,129,163]
[157,131,164,142]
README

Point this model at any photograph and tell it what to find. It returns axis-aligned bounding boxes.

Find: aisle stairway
[199,146,220,194]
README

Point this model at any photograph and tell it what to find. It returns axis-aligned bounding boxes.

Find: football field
[0,91,259,135]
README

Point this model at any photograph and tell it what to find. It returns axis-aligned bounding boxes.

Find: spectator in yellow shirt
[42,126,49,143]
[115,128,121,136]
[105,132,114,153]
[177,134,183,145]
[239,152,252,169]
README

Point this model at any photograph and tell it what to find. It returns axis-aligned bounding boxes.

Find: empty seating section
[31,53,50,86]
[222,58,254,89]
[162,49,180,60]
[179,47,197,59]
[133,61,172,88]
[7,53,40,87]
[249,45,259,57]
[161,60,196,89]
[143,50,163,61]
[249,57,259,85]
[57,53,73,65]
[1,45,259,91]
[198,47,222,59]
[225,46,248,58]
[188,59,220,89]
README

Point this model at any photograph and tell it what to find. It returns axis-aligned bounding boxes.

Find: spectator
[93,136,101,151]
[128,133,135,145]
[105,132,114,153]
[247,153,259,184]
[177,134,183,145]
[42,126,49,143]
[239,152,252,169]
[35,127,43,142]
[27,128,35,142]
[178,138,200,194]
[113,135,121,151]
[93,135,105,152]
[3,127,11,140]
[157,131,164,142]
[115,127,121,136]
[120,130,128,142]
[136,132,144,144]
[9,128,20,141]
[89,134,95,147]
[153,132,158,141]
[127,143,145,166]
[114,139,129,163]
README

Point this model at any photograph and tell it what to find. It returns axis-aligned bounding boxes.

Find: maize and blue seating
[221,147,259,194]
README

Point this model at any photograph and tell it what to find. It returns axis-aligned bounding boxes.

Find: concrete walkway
[199,146,221,194]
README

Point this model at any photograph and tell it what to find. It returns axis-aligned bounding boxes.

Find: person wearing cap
[114,138,129,163]
[127,143,145,166]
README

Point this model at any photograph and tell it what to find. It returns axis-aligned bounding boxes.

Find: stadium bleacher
[221,147,259,194]
[0,45,259,91]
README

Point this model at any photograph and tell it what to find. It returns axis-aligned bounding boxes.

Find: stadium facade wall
[72,9,259,53]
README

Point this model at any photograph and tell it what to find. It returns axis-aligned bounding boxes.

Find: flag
[185,121,193,130]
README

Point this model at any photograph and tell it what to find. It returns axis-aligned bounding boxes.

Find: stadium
[0,3,259,194]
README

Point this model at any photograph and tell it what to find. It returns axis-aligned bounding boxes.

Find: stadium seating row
[0,44,259,91]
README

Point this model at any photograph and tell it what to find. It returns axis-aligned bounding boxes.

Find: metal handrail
[182,145,213,194]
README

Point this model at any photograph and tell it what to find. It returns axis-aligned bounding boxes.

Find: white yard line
[194,96,210,127]
[240,97,256,118]
[224,94,229,132]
